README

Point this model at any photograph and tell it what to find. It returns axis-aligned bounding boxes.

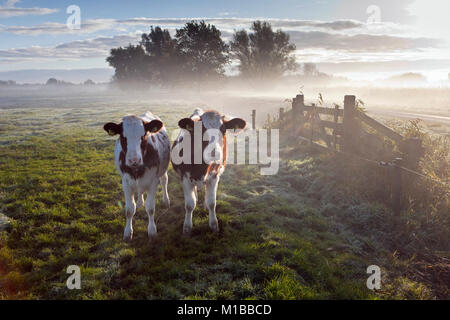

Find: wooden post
[343,95,357,153]
[292,97,298,113]
[403,137,423,169]
[291,97,297,137]
[296,94,305,125]
[251,109,256,130]
[293,94,304,114]
[400,137,423,205]
[391,158,403,216]
[309,104,315,146]
[292,94,305,137]
[279,108,284,121]
[333,104,339,150]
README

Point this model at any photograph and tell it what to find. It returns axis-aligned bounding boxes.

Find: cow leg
[182,176,196,235]
[145,179,159,238]
[122,179,136,242]
[136,193,144,209]
[159,172,170,208]
[205,175,219,233]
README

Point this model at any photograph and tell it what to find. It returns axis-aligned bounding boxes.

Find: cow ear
[178,118,195,131]
[223,118,246,133]
[144,119,163,134]
[103,122,122,136]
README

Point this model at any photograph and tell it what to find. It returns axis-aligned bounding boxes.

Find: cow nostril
[128,159,141,167]
[132,159,142,166]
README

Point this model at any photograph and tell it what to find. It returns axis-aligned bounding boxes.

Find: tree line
[106,20,299,88]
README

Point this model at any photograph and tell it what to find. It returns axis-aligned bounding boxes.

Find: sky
[1,0,450,82]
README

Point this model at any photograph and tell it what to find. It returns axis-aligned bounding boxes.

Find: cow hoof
[183,225,192,236]
[209,220,219,233]
[148,225,157,238]
[123,233,133,242]
[164,198,171,208]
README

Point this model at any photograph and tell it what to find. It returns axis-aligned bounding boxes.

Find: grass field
[0,95,448,299]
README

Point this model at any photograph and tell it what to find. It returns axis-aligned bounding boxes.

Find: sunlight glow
[407,0,450,42]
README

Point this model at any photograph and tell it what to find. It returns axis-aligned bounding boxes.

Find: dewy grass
[0,110,447,299]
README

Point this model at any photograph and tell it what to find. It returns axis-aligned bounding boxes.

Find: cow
[103,112,170,241]
[171,108,246,235]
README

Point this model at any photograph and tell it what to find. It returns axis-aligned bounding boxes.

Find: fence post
[293,95,304,114]
[297,95,305,125]
[333,104,339,150]
[251,109,256,130]
[291,97,297,137]
[279,108,284,121]
[343,95,357,153]
[292,94,305,137]
[309,103,315,146]
[403,137,423,169]
[391,158,403,217]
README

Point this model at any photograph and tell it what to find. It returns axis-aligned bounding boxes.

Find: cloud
[0,0,58,17]
[5,0,19,7]
[0,34,141,61]
[217,12,238,17]
[0,19,117,35]
[0,16,442,69]
[117,17,364,32]
[55,35,141,51]
[288,31,439,52]
[267,19,363,30]
[0,16,431,43]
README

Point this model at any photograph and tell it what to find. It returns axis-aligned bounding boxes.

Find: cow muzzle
[127,157,143,167]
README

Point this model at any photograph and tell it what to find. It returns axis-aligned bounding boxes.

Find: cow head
[178,110,246,165]
[104,116,163,167]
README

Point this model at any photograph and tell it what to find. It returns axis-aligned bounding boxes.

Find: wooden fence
[251,94,425,215]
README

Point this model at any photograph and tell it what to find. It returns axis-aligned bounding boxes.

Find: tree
[230,30,252,76]
[175,21,229,82]
[230,21,297,79]
[140,26,180,85]
[106,44,149,87]
[141,26,177,58]
[303,63,318,77]
[0,80,16,86]
[106,21,230,88]
[46,78,58,85]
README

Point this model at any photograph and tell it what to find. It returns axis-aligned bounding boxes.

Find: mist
[1,74,449,137]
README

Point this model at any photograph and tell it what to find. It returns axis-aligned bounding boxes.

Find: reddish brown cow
[171,108,246,235]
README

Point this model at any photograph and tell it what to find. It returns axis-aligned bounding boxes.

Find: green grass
[0,106,446,300]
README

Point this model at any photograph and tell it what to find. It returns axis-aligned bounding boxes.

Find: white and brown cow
[171,108,246,235]
[104,112,170,241]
